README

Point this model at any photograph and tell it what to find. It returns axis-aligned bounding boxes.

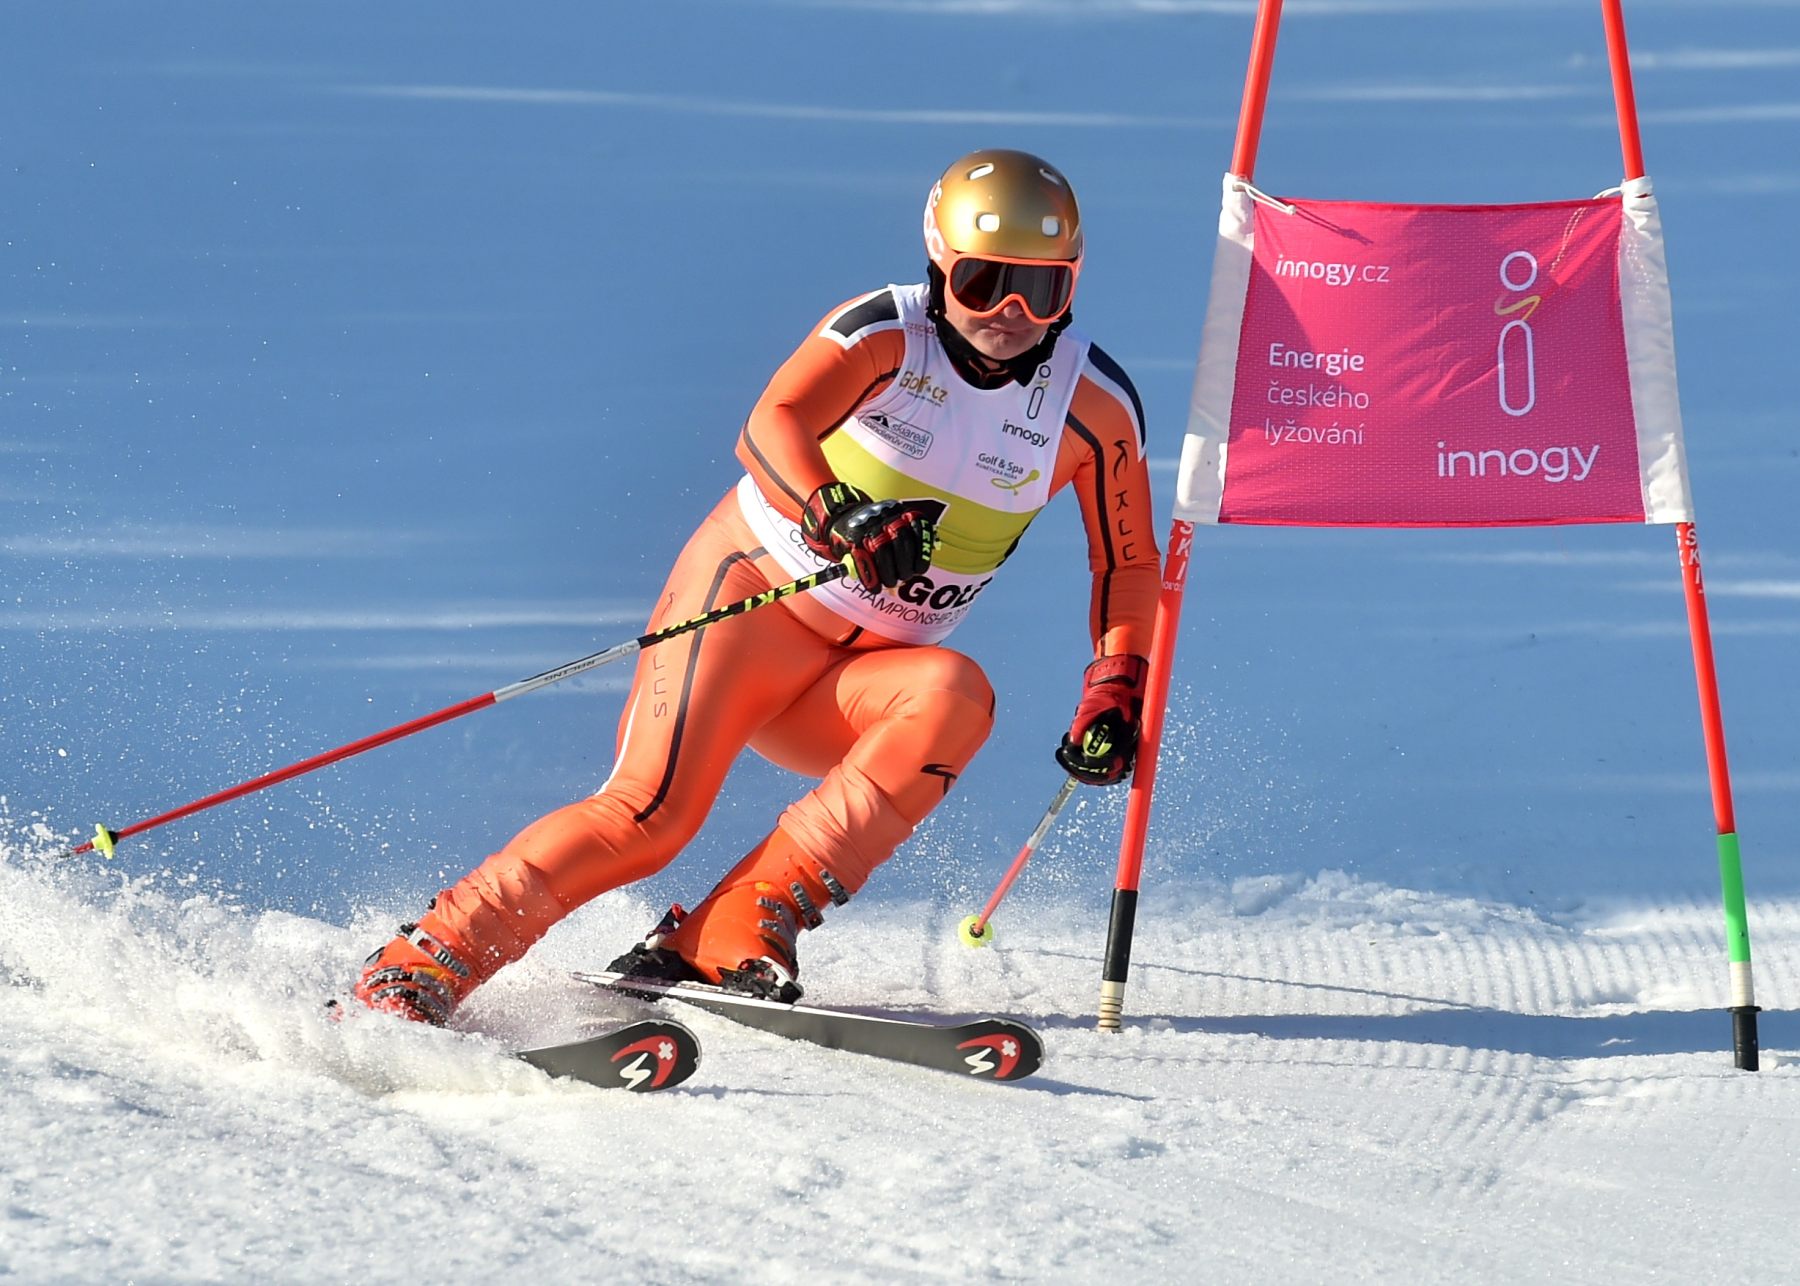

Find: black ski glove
[801,482,938,593]
[1056,654,1150,785]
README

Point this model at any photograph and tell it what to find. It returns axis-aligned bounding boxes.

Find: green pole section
[1716,833,1752,965]
[1715,832,1760,1071]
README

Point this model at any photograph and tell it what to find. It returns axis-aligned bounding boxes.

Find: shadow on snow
[1035,1007,1791,1062]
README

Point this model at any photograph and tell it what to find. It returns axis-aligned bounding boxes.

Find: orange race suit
[355,281,1159,1016]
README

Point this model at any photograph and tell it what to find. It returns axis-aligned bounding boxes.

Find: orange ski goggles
[943,251,1080,324]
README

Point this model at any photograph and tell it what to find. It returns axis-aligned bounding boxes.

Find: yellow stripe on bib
[822,431,1041,575]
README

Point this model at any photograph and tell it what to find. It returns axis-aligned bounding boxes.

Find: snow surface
[4,826,1797,1282]
[7,0,1800,1280]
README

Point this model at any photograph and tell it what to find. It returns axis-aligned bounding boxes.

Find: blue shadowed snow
[3,0,1797,931]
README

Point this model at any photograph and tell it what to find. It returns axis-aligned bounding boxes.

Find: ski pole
[958,776,1079,947]
[55,557,853,862]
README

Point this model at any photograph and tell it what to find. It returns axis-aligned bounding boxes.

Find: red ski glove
[1056,654,1150,785]
[801,482,938,593]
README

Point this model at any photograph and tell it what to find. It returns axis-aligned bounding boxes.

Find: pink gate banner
[1175,176,1692,527]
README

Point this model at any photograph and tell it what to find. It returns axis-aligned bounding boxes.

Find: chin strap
[924,264,1073,388]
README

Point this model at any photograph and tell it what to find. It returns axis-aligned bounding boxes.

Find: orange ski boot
[351,911,480,1026]
[654,828,852,1002]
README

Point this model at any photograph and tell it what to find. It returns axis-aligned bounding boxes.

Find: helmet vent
[967,162,996,180]
[1039,167,1066,187]
[976,213,1001,232]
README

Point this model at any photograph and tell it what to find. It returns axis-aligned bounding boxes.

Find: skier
[352,148,1161,1023]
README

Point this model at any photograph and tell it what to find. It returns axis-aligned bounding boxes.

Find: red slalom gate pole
[1095,523,1196,1029]
[55,560,851,863]
[1601,0,1759,1069]
[1096,0,1286,1031]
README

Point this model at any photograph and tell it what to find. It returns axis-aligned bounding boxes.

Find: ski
[571,970,1043,1083]
[515,1017,700,1092]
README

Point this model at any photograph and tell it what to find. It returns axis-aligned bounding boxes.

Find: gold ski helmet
[922,148,1083,323]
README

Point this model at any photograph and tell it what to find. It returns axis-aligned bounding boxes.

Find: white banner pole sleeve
[1173,174,1257,526]
[1619,175,1695,524]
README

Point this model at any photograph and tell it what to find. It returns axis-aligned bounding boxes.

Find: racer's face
[942,293,1050,362]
